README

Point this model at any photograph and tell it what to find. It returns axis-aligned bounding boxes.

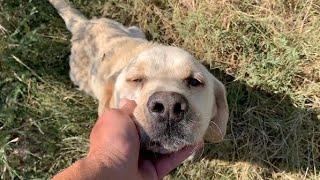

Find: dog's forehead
[128,46,198,77]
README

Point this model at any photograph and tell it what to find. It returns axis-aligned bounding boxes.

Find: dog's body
[49,0,229,153]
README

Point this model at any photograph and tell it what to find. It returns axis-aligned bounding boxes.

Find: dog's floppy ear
[205,77,229,143]
[90,66,119,116]
[97,77,116,116]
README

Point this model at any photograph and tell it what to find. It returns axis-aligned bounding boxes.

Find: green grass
[0,0,319,179]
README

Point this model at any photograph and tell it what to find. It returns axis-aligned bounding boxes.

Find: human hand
[53,99,203,180]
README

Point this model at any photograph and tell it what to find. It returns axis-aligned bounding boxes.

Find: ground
[0,0,319,179]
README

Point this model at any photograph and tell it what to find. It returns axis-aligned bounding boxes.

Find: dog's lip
[146,139,189,154]
[147,140,169,154]
[148,145,171,154]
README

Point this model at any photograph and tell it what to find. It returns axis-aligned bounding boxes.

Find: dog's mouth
[140,134,193,154]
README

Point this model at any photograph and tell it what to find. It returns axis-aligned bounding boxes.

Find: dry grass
[1,0,319,179]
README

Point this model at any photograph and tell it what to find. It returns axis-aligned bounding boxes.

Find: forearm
[52,158,110,180]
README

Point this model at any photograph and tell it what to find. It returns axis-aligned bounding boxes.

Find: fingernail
[188,141,204,154]
[195,141,204,150]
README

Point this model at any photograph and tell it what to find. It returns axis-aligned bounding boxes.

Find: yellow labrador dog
[49,0,228,154]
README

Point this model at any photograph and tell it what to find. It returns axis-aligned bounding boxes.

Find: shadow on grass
[202,68,320,175]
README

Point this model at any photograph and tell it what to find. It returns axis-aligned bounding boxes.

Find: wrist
[79,156,112,179]
[53,157,111,180]
[84,153,134,180]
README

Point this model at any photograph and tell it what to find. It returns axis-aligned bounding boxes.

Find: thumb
[119,98,137,115]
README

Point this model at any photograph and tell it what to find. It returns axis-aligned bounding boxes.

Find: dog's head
[93,45,228,153]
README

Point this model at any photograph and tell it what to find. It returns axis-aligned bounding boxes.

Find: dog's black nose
[147,91,189,122]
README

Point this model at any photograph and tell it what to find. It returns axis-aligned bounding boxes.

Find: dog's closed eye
[126,76,146,84]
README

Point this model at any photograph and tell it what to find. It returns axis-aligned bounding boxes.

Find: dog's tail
[48,0,87,33]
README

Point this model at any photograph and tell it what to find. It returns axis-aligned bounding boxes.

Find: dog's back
[49,0,151,96]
